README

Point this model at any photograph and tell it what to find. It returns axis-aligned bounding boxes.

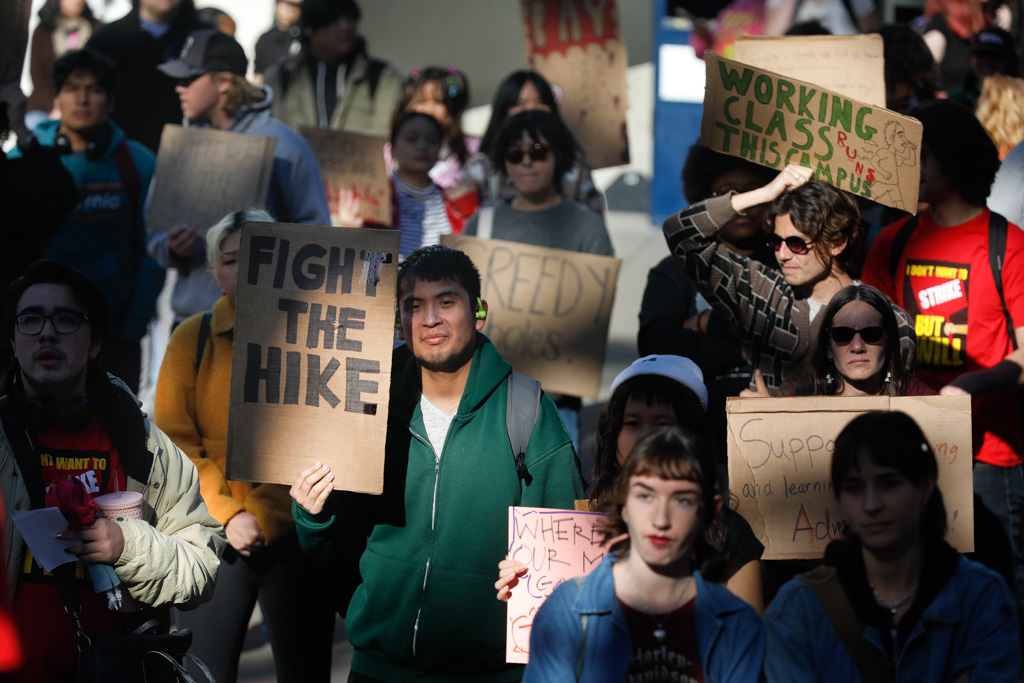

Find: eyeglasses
[14,311,89,336]
[767,234,814,255]
[505,143,550,164]
[177,73,204,88]
[828,326,885,345]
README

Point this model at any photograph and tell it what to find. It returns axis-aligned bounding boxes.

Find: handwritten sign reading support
[734,35,886,107]
[727,396,974,560]
[227,222,399,492]
[300,127,392,226]
[148,125,276,231]
[521,0,629,169]
[701,52,922,213]
[1,0,31,84]
[441,235,620,398]
[506,506,609,663]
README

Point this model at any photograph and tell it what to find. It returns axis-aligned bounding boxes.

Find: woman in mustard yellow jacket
[155,210,335,683]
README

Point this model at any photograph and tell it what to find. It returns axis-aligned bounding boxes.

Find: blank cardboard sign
[300,127,392,227]
[727,395,973,560]
[442,234,620,398]
[702,52,922,213]
[226,221,399,492]
[148,125,276,231]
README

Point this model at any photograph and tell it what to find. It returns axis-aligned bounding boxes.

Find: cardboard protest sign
[226,222,399,492]
[1,0,31,84]
[521,0,629,169]
[735,35,886,107]
[148,125,276,231]
[441,234,620,398]
[727,395,973,560]
[701,52,922,213]
[506,506,609,663]
[300,127,392,227]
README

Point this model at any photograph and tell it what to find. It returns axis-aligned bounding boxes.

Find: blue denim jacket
[765,556,1020,682]
[523,555,764,682]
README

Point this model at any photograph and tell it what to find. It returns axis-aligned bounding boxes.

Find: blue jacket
[765,556,1020,682]
[524,554,764,682]
[146,84,330,321]
[10,119,161,340]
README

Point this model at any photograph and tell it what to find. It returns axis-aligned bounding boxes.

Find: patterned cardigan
[662,194,916,395]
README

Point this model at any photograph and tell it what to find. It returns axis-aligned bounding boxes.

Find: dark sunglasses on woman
[767,233,814,255]
[829,326,885,345]
[505,143,551,164]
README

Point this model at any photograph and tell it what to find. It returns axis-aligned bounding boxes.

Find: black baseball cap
[158,29,248,79]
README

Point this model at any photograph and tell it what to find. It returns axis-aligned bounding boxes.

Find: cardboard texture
[521,0,629,169]
[727,396,974,560]
[734,35,886,107]
[1,0,32,83]
[441,234,620,398]
[300,127,392,227]
[147,125,276,231]
[506,506,609,663]
[701,52,922,213]
[226,222,399,492]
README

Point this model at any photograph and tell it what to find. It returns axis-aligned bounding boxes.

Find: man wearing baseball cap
[147,29,330,327]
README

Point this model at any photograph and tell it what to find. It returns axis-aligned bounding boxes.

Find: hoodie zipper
[410,426,441,657]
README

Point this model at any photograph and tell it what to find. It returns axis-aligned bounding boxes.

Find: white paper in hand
[12,508,76,572]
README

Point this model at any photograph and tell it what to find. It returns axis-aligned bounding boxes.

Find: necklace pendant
[653,628,666,642]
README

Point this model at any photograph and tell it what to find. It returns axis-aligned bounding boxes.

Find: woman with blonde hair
[976,73,1024,158]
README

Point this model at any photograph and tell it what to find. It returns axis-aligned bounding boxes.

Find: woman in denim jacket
[766,412,1020,681]
[522,427,764,682]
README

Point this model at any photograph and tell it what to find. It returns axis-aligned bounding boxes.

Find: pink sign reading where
[505,506,610,663]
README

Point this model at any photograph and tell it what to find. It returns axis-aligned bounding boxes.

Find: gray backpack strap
[507,371,541,484]
[572,575,588,681]
[477,206,494,240]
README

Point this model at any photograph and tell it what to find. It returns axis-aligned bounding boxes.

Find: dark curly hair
[599,427,728,581]
[912,99,1000,207]
[812,284,907,396]
[680,144,778,204]
[399,66,471,165]
[831,411,947,541]
[765,179,864,276]
[490,110,578,193]
[396,244,481,306]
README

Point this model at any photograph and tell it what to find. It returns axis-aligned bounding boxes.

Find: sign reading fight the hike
[521,0,629,169]
[300,127,392,227]
[701,52,922,213]
[1,0,31,84]
[148,125,276,231]
[441,234,620,398]
[226,222,399,492]
[734,34,886,107]
[727,396,973,560]
[506,507,609,663]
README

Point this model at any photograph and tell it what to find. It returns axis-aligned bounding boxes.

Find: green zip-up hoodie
[294,334,585,682]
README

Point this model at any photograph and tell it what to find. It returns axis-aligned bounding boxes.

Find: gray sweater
[463,199,614,256]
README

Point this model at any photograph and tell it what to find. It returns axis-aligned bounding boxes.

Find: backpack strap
[194,311,213,373]
[988,212,1017,350]
[476,207,495,240]
[0,396,45,509]
[506,371,540,484]
[110,140,141,223]
[798,566,895,683]
[887,214,920,279]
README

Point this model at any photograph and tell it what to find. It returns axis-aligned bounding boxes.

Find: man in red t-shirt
[863,100,1024,608]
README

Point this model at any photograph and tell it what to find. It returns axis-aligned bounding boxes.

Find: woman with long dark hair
[765,412,1019,680]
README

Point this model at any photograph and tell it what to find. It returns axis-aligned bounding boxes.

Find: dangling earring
[825,371,836,388]
[884,369,892,383]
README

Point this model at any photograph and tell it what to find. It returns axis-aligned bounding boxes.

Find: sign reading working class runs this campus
[701,52,922,213]
[226,222,399,493]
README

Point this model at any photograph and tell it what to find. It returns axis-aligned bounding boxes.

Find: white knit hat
[609,355,708,412]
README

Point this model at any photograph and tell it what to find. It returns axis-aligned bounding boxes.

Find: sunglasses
[767,234,814,255]
[505,143,550,164]
[828,326,885,345]
[177,73,204,88]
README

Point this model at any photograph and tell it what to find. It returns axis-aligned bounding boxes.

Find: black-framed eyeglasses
[14,311,89,336]
[829,326,885,345]
[505,143,551,165]
[767,234,814,255]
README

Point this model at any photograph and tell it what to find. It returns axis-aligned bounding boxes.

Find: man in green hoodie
[291,244,585,682]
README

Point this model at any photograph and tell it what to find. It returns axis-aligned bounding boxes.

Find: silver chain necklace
[870,583,918,616]
[624,566,692,642]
